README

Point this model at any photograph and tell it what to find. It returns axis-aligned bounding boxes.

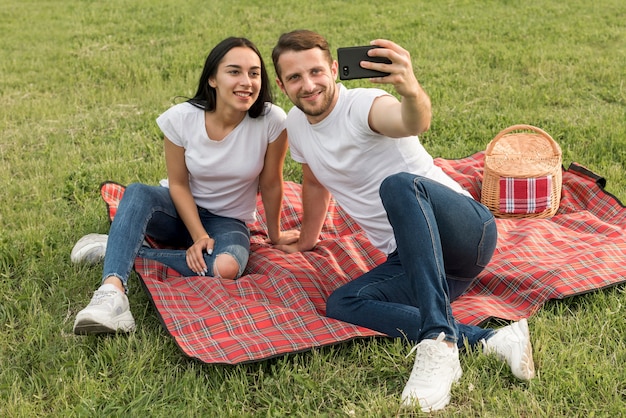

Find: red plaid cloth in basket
[499,175,552,214]
[100,153,626,364]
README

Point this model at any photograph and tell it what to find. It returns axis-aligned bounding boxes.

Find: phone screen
[337,46,391,80]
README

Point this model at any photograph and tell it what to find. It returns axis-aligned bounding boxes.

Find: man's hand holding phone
[341,40,430,138]
[337,45,392,80]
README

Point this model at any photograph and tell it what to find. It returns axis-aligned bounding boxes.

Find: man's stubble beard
[294,83,336,118]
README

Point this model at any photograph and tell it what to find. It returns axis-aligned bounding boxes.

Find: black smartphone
[337,46,391,80]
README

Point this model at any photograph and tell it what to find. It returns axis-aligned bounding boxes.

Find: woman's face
[209,46,262,113]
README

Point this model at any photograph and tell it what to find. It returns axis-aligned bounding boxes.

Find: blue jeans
[326,173,497,349]
[102,183,250,288]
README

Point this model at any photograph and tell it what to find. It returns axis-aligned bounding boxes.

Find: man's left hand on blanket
[269,229,301,246]
[274,237,320,254]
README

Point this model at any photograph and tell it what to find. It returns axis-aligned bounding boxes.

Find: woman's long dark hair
[188,37,272,118]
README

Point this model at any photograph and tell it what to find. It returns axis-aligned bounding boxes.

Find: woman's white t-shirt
[156,102,286,224]
[286,84,470,254]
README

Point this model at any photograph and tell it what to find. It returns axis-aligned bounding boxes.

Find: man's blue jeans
[102,183,250,289]
[326,173,497,348]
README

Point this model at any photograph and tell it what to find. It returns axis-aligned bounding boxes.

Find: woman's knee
[121,183,172,216]
[213,253,241,280]
[121,183,155,207]
[124,182,150,196]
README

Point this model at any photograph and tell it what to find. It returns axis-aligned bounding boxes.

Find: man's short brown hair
[272,30,333,80]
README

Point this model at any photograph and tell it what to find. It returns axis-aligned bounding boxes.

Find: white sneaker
[482,318,535,380]
[401,332,462,412]
[73,284,135,334]
[70,233,108,265]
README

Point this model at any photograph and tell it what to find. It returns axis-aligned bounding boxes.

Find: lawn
[1,0,625,416]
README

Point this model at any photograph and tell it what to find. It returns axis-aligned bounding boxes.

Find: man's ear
[275,77,286,94]
[330,60,339,81]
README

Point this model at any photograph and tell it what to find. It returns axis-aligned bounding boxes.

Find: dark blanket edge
[567,162,625,207]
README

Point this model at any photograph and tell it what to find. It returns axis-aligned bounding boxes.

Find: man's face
[276,48,338,124]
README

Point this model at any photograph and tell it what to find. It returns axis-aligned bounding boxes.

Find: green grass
[1,0,625,416]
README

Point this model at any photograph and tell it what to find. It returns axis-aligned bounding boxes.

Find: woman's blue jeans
[102,183,250,288]
[326,173,497,348]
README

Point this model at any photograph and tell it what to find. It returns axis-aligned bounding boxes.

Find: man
[271,30,535,412]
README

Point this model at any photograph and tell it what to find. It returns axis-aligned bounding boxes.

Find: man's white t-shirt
[286,84,471,254]
[156,102,286,224]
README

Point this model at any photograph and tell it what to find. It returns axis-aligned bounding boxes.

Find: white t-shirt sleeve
[348,88,390,138]
[265,104,287,144]
[156,105,186,147]
[286,108,307,164]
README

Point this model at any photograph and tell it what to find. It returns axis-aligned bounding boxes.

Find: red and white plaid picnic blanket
[100,152,626,364]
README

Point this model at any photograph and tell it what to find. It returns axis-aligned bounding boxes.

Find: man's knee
[325,291,341,319]
[326,286,352,320]
[379,172,415,200]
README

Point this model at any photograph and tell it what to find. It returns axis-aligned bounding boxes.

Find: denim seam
[476,216,496,267]
[354,272,405,297]
[412,177,457,343]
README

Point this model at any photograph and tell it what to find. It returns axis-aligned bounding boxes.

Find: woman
[72,37,298,335]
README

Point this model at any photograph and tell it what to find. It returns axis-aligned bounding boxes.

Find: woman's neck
[204,107,247,141]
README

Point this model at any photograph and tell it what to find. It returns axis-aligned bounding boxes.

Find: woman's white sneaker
[482,318,535,380]
[401,332,462,412]
[73,284,135,335]
[70,233,108,265]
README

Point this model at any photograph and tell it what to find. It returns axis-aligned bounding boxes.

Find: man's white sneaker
[482,318,535,380]
[73,284,135,335]
[401,332,462,412]
[70,233,108,265]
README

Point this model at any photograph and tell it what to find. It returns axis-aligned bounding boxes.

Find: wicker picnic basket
[481,124,562,219]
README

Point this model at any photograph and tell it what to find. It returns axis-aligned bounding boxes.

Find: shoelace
[406,341,446,377]
[90,290,118,305]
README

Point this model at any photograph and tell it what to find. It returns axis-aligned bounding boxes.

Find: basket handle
[486,124,560,155]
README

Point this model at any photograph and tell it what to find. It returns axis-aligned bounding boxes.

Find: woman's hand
[186,235,215,276]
